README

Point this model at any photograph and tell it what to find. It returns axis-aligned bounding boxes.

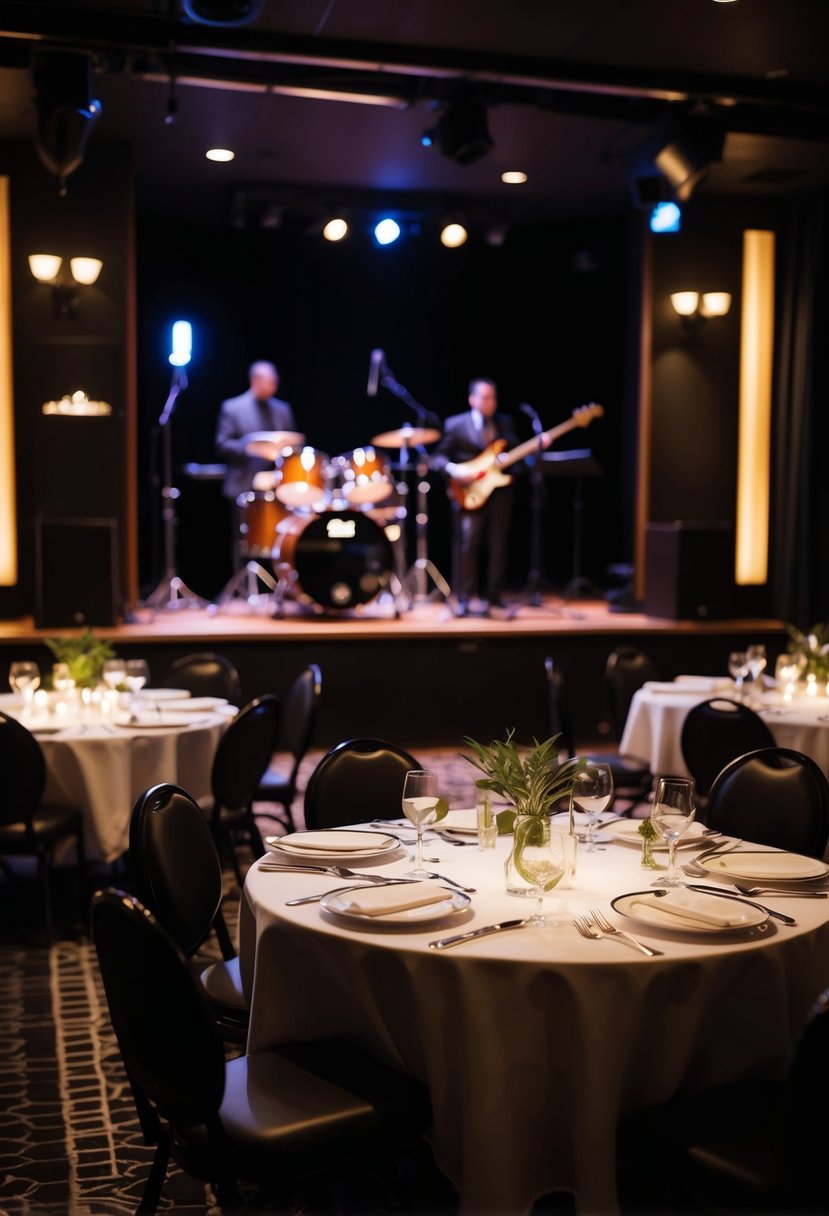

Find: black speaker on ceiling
[34,517,119,628]
[645,521,733,620]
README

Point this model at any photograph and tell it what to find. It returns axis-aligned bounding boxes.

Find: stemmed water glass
[570,762,614,852]
[745,644,767,704]
[124,659,150,721]
[650,776,696,887]
[402,769,440,879]
[514,817,567,925]
[9,661,41,717]
[728,650,749,699]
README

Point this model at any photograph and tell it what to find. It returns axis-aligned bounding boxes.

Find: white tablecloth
[240,826,829,1216]
[620,683,829,781]
[14,707,228,861]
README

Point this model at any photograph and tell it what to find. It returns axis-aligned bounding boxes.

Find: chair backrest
[304,737,421,829]
[604,646,661,739]
[280,664,322,785]
[705,747,829,858]
[128,782,230,958]
[211,694,281,812]
[164,651,242,704]
[0,711,47,830]
[680,697,776,800]
[91,887,226,1130]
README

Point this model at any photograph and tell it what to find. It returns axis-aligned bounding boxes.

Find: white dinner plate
[30,721,71,734]
[113,712,208,729]
[135,688,191,701]
[266,830,401,860]
[694,850,829,883]
[603,819,710,850]
[147,696,228,712]
[320,886,470,926]
[611,889,769,935]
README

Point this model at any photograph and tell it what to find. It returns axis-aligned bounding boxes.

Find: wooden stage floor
[0,594,787,749]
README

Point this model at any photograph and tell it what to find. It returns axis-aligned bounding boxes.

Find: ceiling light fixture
[425,100,493,165]
[439,221,468,249]
[322,218,348,242]
[205,147,235,162]
[501,171,527,185]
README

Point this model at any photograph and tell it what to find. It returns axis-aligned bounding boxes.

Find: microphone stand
[145,370,209,611]
[376,363,451,609]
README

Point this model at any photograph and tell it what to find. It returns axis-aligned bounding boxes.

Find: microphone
[519,402,538,420]
[367,348,385,397]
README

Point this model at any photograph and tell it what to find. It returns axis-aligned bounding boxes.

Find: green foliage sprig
[462,729,586,830]
[787,621,829,681]
[44,629,116,688]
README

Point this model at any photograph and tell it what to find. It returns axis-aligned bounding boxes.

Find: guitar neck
[498,416,584,471]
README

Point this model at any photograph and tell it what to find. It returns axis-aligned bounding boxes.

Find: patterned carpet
[0,748,477,1216]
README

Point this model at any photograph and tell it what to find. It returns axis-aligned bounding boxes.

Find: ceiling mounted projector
[182,0,265,25]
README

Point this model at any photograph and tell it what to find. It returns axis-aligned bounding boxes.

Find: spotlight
[373,217,401,246]
[653,114,725,202]
[32,51,102,195]
[322,218,348,242]
[439,221,468,249]
[435,100,493,165]
[650,202,682,233]
[182,0,265,25]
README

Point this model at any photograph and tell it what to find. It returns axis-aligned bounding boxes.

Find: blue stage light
[650,202,681,233]
[373,217,401,246]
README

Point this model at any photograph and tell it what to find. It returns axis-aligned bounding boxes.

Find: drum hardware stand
[212,558,278,613]
[145,369,209,612]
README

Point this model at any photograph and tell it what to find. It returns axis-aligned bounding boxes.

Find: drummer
[215,360,297,571]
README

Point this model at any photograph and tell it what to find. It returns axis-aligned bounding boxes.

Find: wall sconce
[28,253,103,315]
[670,290,732,327]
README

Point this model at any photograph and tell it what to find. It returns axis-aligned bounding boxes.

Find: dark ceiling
[1,0,829,225]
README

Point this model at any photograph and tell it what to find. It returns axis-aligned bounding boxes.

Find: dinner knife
[428,919,529,950]
[684,884,797,926]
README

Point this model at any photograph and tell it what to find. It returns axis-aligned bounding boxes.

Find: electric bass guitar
[447,402,604,511]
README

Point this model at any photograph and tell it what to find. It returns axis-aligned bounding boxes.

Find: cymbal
[371,425,441,449]
[245,430,305,459]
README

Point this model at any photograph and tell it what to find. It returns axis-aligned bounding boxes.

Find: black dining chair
[204,693,281,884]
[91,886,433,1216]
[253,663,322,832]
[704,746,829,858]
[618,985,829,1214]
[679,696,776,811]
[0,711,86,943]
[162,651,242,705]
[303,738,421,830]
[544,655,653,817]
[128,782,250,1045]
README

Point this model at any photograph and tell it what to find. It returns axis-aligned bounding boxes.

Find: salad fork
[584,909,664,957]
[258,862,405,882]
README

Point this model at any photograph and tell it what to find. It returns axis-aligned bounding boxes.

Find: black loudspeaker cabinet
[645,521,733,620]
[35,517,119,628]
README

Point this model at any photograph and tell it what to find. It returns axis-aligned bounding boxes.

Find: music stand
[145,370,209,611]
[546,448,605,600]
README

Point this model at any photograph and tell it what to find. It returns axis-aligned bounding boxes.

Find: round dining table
[240,821,829,1216]
[1,692,232,862]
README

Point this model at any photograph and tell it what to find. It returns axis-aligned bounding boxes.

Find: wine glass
[570,762,614,852]
[9,661,41,717]
[650,776,696,887]
[728,650,749,698]
[402,769,440,879]
[745,644,767,703]
[124,659,150,720]
[514,817,567,925]
[102,657,127,690]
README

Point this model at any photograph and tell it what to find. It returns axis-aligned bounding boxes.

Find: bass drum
[272,509,394,610]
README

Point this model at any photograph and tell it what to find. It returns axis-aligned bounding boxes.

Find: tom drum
[272,509,394,610]
[274,446,330,508]
[329,446,391,506]
[237,490,290,557]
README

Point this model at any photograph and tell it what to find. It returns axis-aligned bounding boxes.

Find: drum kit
[220,424,446,615]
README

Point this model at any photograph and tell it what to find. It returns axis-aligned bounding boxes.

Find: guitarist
[431,377,547,617]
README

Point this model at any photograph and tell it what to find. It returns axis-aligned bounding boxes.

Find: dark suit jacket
[430,410,520,476]
[215,388,296,500]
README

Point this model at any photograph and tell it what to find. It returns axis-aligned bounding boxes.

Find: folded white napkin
[644,678,731,694]
[281,831,389,852]
[629,889,755,929]
[338,881,449,917]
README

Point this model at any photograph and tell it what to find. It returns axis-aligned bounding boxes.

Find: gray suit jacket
[215,388,296,500]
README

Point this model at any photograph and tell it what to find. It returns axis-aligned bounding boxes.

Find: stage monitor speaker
[645,521,733,620]
[35,517,119,628]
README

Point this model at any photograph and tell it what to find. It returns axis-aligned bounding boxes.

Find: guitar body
[447,402,604,511]
[448,440,511,510]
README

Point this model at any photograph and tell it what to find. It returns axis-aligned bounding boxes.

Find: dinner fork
[586,908,664,957]
[258,862,408,882]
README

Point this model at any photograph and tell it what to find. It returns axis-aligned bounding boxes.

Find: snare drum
[274,446,330,508]
[272,508,394,610]
[329,446,391,506]
[236,490,290,557]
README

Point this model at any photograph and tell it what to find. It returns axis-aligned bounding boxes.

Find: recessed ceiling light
[323,218,348,242]
[205,147,235,163]
[501,171,527,185]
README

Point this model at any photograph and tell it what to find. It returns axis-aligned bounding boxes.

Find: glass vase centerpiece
[462,730,586,897]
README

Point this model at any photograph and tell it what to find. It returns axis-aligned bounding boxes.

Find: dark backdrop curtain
[771,196,828,629]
